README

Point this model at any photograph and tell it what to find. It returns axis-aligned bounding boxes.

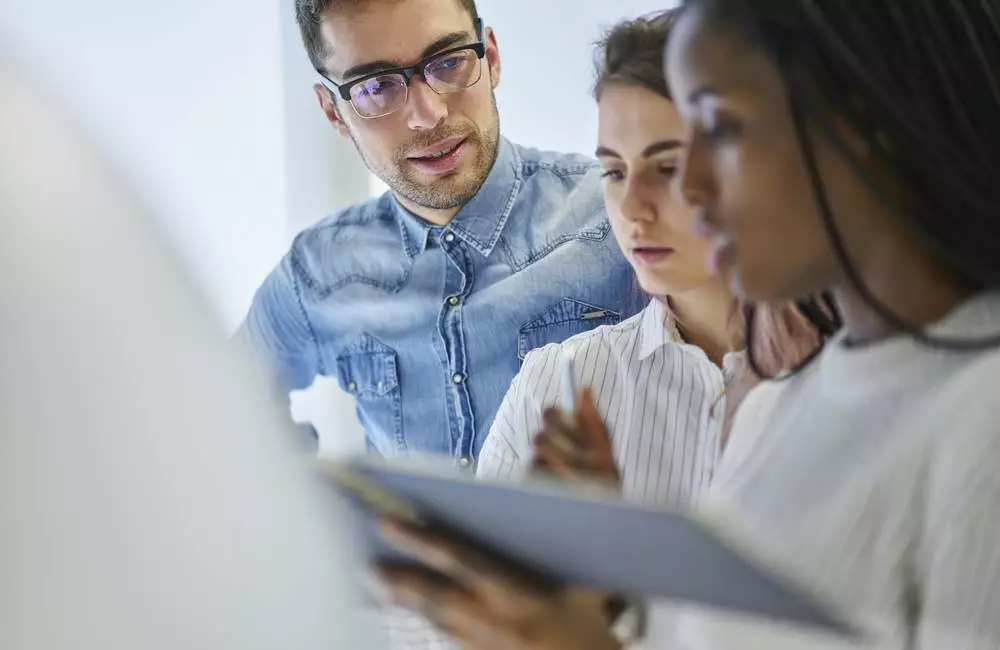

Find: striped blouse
[478,298,738,507]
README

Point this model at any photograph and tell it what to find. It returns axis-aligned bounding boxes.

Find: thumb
[577,388,611,450]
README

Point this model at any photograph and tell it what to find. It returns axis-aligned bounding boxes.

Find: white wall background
[1,0,675,456]
[483,0,678,155]
[0,1,290,330]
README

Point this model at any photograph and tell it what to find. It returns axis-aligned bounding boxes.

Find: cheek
[658,195,709,255]
[354,119,410,159]
[456,83,496,120]
[606,195,630,243]
[720,146,836,299]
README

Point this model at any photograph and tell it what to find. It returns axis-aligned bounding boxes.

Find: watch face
[609,599,647,644]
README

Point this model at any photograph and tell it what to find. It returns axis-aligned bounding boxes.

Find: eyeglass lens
[349,49,483,118]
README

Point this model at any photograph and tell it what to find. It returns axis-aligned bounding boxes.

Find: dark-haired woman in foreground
[373,1,1000,648]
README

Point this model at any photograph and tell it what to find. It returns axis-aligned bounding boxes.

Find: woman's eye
[601,169,625,182]
[658,164,679,178]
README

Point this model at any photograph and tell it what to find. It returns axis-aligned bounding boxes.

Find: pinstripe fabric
[478,298,729,508]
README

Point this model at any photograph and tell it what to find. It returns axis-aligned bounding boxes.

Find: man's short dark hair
[295,0,481,74]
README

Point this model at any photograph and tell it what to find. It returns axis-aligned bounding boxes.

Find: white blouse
[653,292,1000,650]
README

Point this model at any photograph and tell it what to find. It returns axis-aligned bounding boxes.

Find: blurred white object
[0,56,370,649]
[290,375,368,459]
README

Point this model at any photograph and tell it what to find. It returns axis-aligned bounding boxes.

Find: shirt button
[452,373,466,384]
[443,232,455,243]
[448,295,460,306]
[458,457,471,468]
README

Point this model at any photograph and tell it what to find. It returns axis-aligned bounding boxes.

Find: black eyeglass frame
[319,19,486,117]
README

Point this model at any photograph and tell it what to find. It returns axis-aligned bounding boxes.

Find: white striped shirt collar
[639,298,684,361]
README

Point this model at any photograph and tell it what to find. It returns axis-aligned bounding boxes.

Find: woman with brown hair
[476,10,829,502]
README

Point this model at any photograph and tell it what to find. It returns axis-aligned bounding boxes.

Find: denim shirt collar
[392,137,522,259]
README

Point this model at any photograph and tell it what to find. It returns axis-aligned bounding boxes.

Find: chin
[636,275,681,298]
[731,268,810,302]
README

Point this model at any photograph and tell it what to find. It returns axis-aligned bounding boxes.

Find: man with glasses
[238,0,643,473]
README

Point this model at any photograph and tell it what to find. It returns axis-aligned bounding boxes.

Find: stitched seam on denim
[288,258,326,376]
[291,244,412,297]
[520,316,642,360]
[521,160,598,178]
[506,219,611,272]
[519,307,623,331]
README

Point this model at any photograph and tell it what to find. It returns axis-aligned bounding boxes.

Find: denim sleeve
[234,254,320,395]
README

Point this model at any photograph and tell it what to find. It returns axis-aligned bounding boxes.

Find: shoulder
[510,142,604,207]
[514,143,601,179]
[922,349,1000,484]
[285,193,408,296]
[498,143,613,270]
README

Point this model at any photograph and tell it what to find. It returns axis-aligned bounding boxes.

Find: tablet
[326,455,860,639]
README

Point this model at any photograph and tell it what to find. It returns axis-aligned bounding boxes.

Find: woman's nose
[679,137,713,210]
[619,178,658,224]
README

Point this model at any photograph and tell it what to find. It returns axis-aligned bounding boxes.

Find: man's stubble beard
[347,93,501,211]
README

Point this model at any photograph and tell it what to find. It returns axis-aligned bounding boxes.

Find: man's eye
[433,55,463,71]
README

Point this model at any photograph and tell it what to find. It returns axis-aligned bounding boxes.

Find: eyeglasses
[321,21,487,119]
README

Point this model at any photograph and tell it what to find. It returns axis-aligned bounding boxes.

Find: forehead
[667,6,781,109]
[320,0,476,77]
[597,84,684,142]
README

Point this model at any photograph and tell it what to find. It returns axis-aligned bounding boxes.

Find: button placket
[438,230,475,460]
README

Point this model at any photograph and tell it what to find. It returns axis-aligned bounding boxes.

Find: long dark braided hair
[683,0,1000,377]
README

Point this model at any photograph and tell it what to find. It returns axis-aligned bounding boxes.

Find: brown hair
[594,10,830,446]
[593,10,678,102]
[296,0,481,73]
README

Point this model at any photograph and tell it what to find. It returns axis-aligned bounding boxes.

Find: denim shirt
[237,138,645,461]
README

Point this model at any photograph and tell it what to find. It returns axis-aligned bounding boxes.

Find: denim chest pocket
[518,298,622,361]
[336,335,404,452]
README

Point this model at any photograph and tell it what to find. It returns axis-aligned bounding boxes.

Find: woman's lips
[631,246,676,267]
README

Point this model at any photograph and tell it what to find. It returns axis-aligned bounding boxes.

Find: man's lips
[407,136,466,160]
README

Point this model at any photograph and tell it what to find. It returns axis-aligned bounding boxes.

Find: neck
[394,193,461,227]
[832,242,975,347]
[667,276,735,367]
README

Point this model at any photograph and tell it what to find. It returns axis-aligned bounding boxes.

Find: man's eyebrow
[340,31,472,81]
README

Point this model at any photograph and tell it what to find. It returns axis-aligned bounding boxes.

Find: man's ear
[313,83,351,139]
[484,26,501,89]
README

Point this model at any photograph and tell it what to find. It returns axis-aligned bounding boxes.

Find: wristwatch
[606,595,647,647]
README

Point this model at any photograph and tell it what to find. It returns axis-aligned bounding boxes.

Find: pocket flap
[336,335,399,396]
[518,298,621,360]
